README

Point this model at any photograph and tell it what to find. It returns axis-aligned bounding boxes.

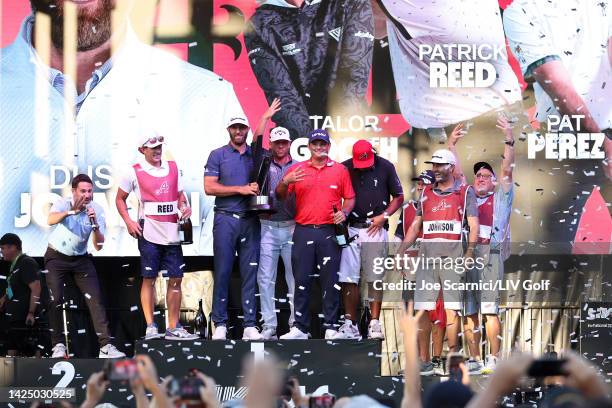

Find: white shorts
[338,226,388,284]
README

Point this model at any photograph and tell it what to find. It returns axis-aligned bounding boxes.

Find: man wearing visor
[116,132,197,341]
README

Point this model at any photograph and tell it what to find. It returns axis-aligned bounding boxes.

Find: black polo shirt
[342,156,403,224]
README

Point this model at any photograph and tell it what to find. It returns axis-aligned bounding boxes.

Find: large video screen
[1,0,610,256]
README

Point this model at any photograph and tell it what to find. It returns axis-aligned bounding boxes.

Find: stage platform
[0,339,496,407]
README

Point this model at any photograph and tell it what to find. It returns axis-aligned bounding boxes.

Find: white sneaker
[212,325,227,340]
[99,344,126,358]
[165,326,199,341]
[368,319,384,339]
[467,358,484,375]
[279,327,309,340]
[332,321,362,340]
[242,327,264,341]
[481,354,498,374]
[144,324,163,340]
[325,329,340,339]
[261,328,278,340]
[51,343,67,359]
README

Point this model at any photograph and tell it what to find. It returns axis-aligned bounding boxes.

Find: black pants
[291,225,341,333]
[44,248,111,347]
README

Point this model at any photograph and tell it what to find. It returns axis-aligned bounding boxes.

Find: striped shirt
[268,157,296,221]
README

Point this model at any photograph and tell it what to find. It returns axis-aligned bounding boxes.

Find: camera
[103,358,138,381]
[168,371,205,401]
[527,358,567,377]
[308,394,336,408]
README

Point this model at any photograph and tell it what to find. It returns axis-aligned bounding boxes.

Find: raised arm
[253,98,281,143]
[447,123,467,185]
[496,115,515,192]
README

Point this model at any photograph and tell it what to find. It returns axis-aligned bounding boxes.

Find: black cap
[473,161,495,176]
[411,170,435,185]
[0,233,21,248]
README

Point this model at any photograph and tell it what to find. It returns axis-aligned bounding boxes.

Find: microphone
[87,204,99,231]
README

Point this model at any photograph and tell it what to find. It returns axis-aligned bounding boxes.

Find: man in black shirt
[0,233,42,356]
[334,140,403,339]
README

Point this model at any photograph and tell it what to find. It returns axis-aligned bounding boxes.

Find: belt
[489,249,501,254]
[260,219,295,228]
[215,209,254,219]
[46,246,87,259]
[349,221,370,229]
[297,223,334,229]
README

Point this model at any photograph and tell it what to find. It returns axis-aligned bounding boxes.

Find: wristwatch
[67,210,76,216]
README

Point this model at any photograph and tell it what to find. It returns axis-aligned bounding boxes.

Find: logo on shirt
[282,43,302,56]
[328,27,343,42]
[354,31,374,41]
[431,200,452,213]
[156,181,169,195]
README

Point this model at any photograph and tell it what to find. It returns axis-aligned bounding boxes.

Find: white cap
[138,129,164,149]
[425,149,456,165]
[270,126,291,142]
[226,116,249,128]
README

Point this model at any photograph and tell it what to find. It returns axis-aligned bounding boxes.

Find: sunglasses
[143,136,164,146]
[476,173,493,180]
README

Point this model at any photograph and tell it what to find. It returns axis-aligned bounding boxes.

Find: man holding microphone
[46,174,125,358]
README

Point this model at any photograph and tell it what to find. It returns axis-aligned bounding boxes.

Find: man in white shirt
[116,132,199,341]
[0,0,247,256]
[503,0,612,180]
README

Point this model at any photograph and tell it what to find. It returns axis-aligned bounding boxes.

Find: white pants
[257,220,295,330]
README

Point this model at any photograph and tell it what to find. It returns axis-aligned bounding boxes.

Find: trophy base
[248,196,277,215]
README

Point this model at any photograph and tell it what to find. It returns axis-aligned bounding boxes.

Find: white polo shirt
[503,0,612,130]
[0,17,247,256]
[381,0,522,129]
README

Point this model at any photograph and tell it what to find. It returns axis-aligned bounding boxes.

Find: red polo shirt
[287,159,355,225]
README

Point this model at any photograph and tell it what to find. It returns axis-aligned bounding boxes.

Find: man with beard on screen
[0,0,248,257]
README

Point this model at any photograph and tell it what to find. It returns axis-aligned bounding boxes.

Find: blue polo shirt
[205,143,254,212]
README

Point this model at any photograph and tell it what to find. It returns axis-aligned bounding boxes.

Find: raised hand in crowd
[400,309,425,408]
[466,352,532,408]
[242,355,283,408]
[193,370,220,408]
[134,354,172,408]
[80,371,109,408]
[562,350,610,400]
[129,375,149,408]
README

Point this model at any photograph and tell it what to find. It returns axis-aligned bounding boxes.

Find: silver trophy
[249,140,275,214]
